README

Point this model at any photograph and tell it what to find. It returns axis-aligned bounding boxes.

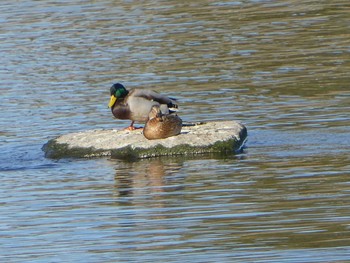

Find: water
[1,0,350,262]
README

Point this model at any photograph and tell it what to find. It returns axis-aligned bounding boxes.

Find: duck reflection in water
[114,158,184,201]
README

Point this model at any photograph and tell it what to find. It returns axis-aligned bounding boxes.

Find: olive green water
[1,0,349,262]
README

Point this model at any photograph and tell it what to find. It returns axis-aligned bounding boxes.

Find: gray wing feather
[127,96,159,122]
[127,89,178,122]
[132,89,175,104]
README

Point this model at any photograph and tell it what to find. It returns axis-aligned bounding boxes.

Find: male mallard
[108,83,178,130]
[143,105,182,140]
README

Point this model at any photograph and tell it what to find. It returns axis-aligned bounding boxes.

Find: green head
[108,83,129,108]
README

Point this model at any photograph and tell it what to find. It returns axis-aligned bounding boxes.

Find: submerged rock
[42,121,247,159]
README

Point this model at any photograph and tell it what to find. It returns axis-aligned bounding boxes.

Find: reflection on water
[1,0,350,261]
[110,156,350,258]
[114,158,184,199]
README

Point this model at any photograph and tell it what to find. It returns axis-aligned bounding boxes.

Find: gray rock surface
[42,121,247,159]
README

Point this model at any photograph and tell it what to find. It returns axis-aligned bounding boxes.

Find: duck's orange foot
[124,126,143,131]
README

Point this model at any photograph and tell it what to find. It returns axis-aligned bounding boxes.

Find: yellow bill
[108,95,117,108]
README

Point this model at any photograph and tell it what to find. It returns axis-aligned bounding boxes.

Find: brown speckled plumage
[143,105,182,140]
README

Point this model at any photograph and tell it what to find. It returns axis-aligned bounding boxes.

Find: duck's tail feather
[167,102,179,113]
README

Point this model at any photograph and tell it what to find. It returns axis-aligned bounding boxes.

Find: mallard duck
[108,83,178,130]
[143,105,182,140]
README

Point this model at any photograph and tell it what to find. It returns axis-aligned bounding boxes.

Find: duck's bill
[108,95,117,108]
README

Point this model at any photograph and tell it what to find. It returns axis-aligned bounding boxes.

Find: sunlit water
[1,0,350,262]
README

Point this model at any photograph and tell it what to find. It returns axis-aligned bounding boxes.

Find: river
[1,0,349,262]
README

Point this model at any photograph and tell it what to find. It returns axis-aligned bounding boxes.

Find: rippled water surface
[1,0,350,262]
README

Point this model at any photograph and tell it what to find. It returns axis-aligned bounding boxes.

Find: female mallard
[108,83,178,130]
[143,105,182,140]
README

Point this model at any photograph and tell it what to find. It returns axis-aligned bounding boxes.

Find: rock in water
[42,121,247,159]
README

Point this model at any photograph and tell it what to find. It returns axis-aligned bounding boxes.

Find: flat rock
[42,121,247,159]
